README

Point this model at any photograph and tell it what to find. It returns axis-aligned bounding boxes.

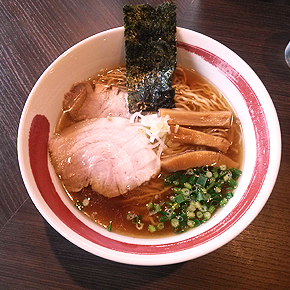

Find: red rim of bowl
[27,39,270,256]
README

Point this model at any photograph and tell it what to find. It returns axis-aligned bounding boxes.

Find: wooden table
[1,0,289,289]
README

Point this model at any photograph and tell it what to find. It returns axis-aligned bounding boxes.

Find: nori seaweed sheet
[123,2,177,113]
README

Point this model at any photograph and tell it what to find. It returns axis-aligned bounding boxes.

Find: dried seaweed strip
[124,2,177,113]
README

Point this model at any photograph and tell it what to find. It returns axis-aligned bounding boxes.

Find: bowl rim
[18,26,281,266]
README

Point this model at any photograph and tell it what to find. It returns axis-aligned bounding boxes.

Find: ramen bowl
[18,27,281,266]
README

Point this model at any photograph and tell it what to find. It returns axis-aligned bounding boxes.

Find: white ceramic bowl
[18,27,281,266]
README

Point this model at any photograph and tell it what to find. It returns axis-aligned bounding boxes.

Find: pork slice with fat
[62,83,130,122]
[49,117,160,197]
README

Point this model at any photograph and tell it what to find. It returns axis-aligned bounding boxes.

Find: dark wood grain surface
[1,0,289,289]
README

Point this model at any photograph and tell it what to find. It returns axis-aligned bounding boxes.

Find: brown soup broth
[57,67,244,238]
[68,179,176,238]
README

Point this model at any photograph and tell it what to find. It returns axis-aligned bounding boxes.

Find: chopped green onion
[230,167,242,178]
[196,190,205,201]
[182,187,191,196]
[225,192,234,199]
[227,178,238,189]
[136,222,144,230]
[227,171,233,179]
[213,192,222,199]
[155,166,242,233]
[132,215,142,224]
[211,200,219,207]
[203,192,211,201]
[215,186,221,193]
[220,197,228,207]
[168,212,176,220]
[127,213,135,220]
[173,180,179,186]
[212,166,218,172]
[184,182,192,190]
[175,193,186,204]
[180,175,188,186]
[187,203,196,212]
[200,205,208,212]
[204,212,211,220]
[187,220,195,228]
[213,171,219,179]
[157,222,164,230]
[159,215,169,222]
[208,205,216,213]
[172,202,180,210]
[188,174,196,184]
[196,174,207,186]
[165,172,182,183]
[174,187,183,194]
[194,219,202,226]
[223,174,230,182]
[206,171,213,178]
[206,180,215,192]
[146,202,153,211]
[148,225,156,233]
[220,164,227,171]
[166,208,174,215]
[216,179,224,187]
[171,218,179,228]
[154,203,161,212]
[108,220,113,232]
[196,211,203,219]
[169,195,175,201]
[187,211,195,219]
[219,170,227,177]
[177,214,185,223]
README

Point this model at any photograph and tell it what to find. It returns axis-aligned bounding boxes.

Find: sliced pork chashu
[56,83,131,132]
[49,117,160,197]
